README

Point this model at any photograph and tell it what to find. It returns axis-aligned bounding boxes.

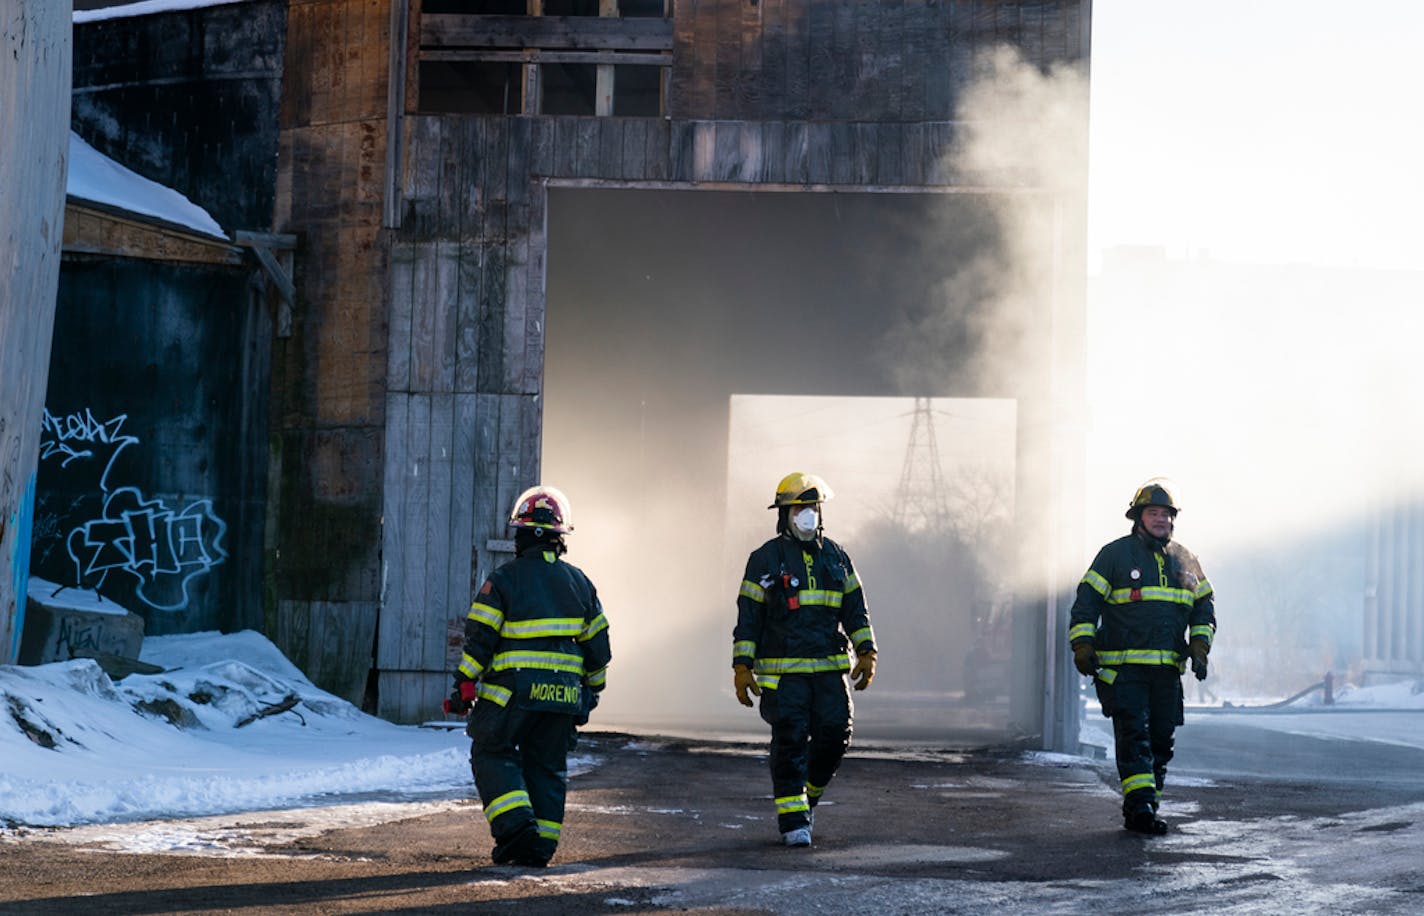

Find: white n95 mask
[791,507,819,539]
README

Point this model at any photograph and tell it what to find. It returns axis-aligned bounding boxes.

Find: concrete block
[17,576,145,666]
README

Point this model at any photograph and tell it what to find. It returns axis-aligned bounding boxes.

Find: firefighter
[1068,479,1215,835]
[732,472,877,847]
[444,485,611,867]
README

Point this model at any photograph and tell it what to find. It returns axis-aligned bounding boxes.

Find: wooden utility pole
[0,1,72,663]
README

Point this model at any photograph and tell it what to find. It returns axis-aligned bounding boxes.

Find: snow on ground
[66,132,226,238]
[0,630,595,832]
[73,0,252,24]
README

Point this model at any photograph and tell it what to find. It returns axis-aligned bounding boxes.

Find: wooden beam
[385,0,411,228]
[62,201,243,265]
[422,14,673,51]
[422,48,670,66]
[234,229,298,250]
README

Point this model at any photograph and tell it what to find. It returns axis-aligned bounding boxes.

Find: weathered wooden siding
[271,0,396,705]
[277,0,1089,725]
[671,0,1088,122]
[0,1,71,664]
[41,256,272,637]
[71,0,286,232]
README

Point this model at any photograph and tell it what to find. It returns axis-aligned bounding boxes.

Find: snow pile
[66,132,226,239]
[73,0,252,24]
[0,631,472,827]
[1289,678,1424,710]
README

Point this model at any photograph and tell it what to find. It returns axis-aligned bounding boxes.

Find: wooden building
[0,2,71,665]
[274,0,1092,748]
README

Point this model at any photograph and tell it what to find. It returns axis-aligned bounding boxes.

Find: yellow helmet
[1126,478,1179,519]
[509,485,574,533]
[768,472,834,509]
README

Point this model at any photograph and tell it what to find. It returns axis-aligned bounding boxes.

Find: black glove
[1072,641,1099,677]
[443,679,477,715]
[1189,638,1209,681]
[574,688,599,728]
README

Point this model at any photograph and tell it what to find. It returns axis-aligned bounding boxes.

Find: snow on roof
[73,0,252,24]
[66,131,226,240]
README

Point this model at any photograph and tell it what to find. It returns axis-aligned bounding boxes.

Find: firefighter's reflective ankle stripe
[536,819,562,840]
[1121,773,1156,795]
[485,790,532,822]
[805,781,826,801]
[776,793,810,815]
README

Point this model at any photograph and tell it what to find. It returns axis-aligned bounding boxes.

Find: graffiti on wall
[37,408,227,612]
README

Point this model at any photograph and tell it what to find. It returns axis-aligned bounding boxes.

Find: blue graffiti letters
[66,487,228,612]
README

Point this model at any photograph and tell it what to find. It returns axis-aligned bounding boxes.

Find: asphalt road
[3,716,1423,914]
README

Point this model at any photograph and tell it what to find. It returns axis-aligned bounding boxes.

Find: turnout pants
[468,699,574,864]
[1105,664,1184,816]
[758,671,853,833]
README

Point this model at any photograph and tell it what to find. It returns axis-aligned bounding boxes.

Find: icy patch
[815,844,1009,866]
[4,800,465,857]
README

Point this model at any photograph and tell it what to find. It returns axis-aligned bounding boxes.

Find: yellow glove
[733,664,761,707]
[851,650,877,691]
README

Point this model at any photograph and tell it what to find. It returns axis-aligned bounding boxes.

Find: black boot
[492,823,541,865]
[1124,808,1169,835]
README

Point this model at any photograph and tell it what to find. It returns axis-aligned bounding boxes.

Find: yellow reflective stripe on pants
[484,789,532,822]
[536,819,562,840]
[805,781,826,800]
[1121,773,1156,795]
[776,793,809,815]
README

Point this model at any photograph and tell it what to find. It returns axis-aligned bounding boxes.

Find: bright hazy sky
[1088,0,1424,272]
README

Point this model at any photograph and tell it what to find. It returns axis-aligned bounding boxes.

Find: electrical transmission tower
[893,397,952,531]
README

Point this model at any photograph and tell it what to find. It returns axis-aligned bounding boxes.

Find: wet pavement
[3,716,1424,914]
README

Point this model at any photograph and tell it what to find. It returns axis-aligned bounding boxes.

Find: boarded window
[423,0,528,12]
[613,65,661,117]
[542,0,601,15]
[541,63,596,116]
[418,61,523,114]
[618,0,665,16]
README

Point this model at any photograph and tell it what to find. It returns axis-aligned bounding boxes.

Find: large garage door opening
[543,188,1052,744]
